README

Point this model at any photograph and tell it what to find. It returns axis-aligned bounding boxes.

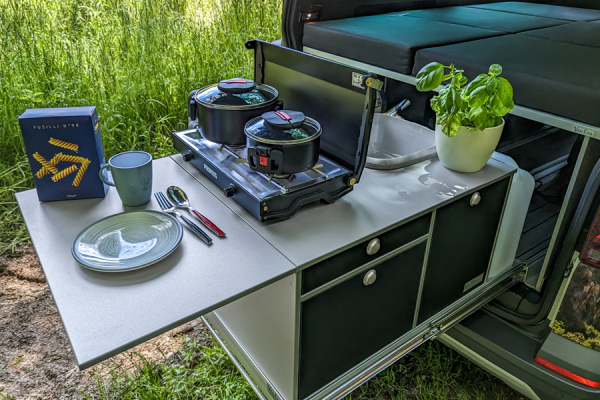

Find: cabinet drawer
[301,213,431,294]
[298,242,426,399]
[416,177,510,325]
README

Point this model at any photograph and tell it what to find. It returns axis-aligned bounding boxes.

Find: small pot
[245,110,321,175]
[191,78,279,146]
[435,119,505,173]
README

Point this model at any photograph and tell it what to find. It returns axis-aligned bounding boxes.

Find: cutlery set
[154,186,226,245]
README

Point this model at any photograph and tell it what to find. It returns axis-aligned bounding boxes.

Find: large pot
[435,119,505,173]
[190,78,279,146]
[245,110,321,175]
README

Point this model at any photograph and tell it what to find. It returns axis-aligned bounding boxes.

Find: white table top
[16,157,294,369]
[175,153,516,268]
[17,154,515,369]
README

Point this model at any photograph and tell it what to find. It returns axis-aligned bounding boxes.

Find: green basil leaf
[464,74,488,97]
[489,93,508,116]
[416,62,445,92]
[467,106,488,131]
[497,77,515,110]
[489,64,502,76]
[486,77,498,95]
[468,85,488,108]
[443,114,462,137]
[451,87,465,112]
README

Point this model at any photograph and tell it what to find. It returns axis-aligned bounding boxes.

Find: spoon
[167,186,226,237]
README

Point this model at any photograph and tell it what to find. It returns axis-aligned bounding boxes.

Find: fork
[154,192,213,245]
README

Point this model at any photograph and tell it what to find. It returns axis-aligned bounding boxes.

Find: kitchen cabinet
[17,155,518,400]
[417,177,511,324]
[204,165,515,400]
[299,242,426,399]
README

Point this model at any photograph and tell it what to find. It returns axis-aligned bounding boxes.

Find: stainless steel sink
[366,114,437,170]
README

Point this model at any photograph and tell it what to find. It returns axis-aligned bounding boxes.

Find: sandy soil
[0,246,209,400]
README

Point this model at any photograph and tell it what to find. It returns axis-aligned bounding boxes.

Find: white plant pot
[435,119,505,173]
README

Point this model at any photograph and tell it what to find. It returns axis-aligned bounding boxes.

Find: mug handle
[99,163,116,186]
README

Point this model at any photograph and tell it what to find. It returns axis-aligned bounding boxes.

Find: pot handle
[188,90,199,121]
[270,150,284,175]
[274,100,284,111]
[248,147,284,175]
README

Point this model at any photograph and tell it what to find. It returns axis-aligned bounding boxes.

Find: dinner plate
[72,210,183,272]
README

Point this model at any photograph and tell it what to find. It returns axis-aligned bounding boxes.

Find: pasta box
[18,106,109,201]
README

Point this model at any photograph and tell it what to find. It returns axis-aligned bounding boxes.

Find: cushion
[413,34,600,126]
[400,6,568,33]
[469,2,600,21]
[521,21,600,48]
[303,14,503,74]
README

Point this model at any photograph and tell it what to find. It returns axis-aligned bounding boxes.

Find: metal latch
[363,75,384,91]
[301,11,320,22]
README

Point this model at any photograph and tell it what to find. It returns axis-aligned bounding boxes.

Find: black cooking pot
[245,110,321,175]
[190,78,279,146]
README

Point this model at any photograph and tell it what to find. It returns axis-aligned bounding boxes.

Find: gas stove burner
[272,173,292,180]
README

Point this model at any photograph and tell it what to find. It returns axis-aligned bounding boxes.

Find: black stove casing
[173,40,381,222]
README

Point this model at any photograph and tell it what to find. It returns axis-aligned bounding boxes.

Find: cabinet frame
[203,176,518,400]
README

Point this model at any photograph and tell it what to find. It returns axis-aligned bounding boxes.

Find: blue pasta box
[18,106,109,201]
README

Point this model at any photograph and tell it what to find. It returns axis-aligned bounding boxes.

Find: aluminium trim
[308,264,524,400]
[303,47,600,140]
[293,271,302,400]
[202,313,280,400]
[438,334,541,400]
[412,209,436,328]
[536,136,590,291]
[300,234,429,302]
[484,174,514,283]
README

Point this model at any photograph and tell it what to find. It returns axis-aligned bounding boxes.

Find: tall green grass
[0,0,281,253]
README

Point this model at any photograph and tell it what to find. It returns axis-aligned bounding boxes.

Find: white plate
[72,210,183,272]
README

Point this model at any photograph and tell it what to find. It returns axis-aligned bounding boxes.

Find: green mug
[99,151,153,206]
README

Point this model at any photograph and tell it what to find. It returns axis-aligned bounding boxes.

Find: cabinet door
[417,177,510,325]
[299,243,426,399]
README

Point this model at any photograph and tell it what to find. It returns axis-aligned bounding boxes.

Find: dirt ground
[0,246,209,400]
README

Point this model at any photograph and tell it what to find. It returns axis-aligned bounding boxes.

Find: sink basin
[366,114,437,170]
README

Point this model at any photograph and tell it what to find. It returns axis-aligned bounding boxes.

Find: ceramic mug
[99,151,152,206]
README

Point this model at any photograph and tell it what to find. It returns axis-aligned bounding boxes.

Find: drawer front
[298,242,426,399]
[416,177,510,325]
[301,213,431,294]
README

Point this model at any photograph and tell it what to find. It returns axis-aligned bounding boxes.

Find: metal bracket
[363,75,384,91]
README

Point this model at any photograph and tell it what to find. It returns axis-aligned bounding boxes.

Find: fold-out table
[16,154,516,372]
[16,156,295,369]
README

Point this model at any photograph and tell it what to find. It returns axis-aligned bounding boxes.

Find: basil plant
[415,62,514,137]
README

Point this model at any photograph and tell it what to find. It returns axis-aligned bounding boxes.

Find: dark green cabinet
[416,177,510,325]
[299,242,426,399]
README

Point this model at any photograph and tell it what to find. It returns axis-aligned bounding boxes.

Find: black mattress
[400,6,568,33]
[413,34,600,126]
[521,21,600,48]
[303,15,503,74]
[469,2,600,21]
[302,2,600,126]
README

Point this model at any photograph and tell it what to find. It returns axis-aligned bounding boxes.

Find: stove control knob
[223,184,235,198]
[182,151,193,162]
[366,238,380,255]
[363,269,377,286]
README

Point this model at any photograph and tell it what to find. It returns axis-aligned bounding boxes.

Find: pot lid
[245,110,321,144]
[195,79,278,109]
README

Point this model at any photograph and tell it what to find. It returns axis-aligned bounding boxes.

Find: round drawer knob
[363,269,377,286]
[470,192,481,207]
[366,238,380,255]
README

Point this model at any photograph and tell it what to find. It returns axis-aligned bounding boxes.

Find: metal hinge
[423,327,442,341]
[515,264,528,283]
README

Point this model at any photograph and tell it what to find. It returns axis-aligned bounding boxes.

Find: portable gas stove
[173,40,382,222]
